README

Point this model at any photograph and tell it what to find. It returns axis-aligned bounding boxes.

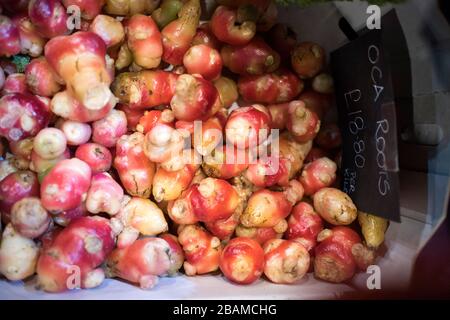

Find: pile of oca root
[0,0,388,293]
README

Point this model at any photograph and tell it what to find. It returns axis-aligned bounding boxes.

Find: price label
[331,24,401,221]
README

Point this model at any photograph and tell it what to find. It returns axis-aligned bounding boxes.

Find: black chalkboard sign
[331,10,410,222]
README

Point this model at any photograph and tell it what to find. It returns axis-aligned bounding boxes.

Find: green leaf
[10,55,31,73]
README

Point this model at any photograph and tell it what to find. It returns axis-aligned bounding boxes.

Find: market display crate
[0,0,448,299]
